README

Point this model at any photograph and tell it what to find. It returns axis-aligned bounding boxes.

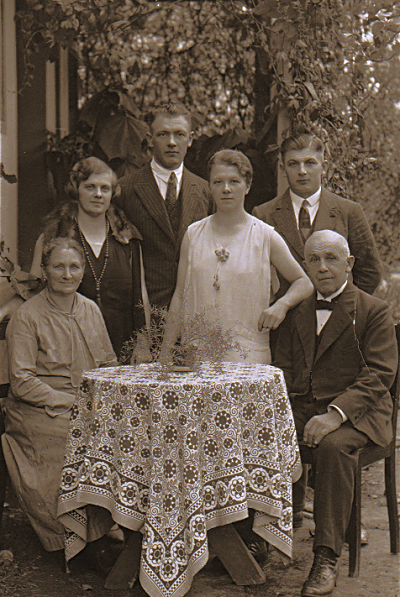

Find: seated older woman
[2,237,117,555]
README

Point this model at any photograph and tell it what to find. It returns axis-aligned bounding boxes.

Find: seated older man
[273,230,398,597]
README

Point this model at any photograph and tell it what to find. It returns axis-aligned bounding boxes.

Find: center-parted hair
[145,103,192,130]
[41,237,85,269]
[208,149,253,187]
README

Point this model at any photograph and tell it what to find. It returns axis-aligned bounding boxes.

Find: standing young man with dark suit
[274,230,397,597]
[116,104,211,308]
[253,130,382,298]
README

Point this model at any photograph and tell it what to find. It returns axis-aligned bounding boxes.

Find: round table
[58,362,301,597]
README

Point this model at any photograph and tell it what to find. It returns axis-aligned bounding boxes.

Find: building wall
[17,39,53,270]
[0,2,77,383]
[0,0,18,382]
[16,43,78,270]
[1,0,18,270]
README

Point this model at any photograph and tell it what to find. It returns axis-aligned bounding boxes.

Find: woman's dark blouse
[74,228,134,357]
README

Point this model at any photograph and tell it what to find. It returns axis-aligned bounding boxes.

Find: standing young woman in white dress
[162,149,313,364]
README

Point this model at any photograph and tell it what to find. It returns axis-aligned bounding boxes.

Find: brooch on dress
[213,248,230,290]
[215,248,229,262]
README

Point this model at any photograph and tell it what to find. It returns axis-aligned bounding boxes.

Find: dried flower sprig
[119,298,247,379]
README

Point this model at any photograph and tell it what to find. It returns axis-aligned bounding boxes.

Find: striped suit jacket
[116,163,211,307]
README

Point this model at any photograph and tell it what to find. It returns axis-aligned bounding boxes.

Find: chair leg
[346,464,362,578]
[384,455,400,554]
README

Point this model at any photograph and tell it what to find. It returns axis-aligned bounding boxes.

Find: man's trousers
[292,399,369,557]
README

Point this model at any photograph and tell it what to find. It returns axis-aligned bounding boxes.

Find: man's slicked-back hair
[146,103,192,131]
[280,126,324,161]
[208,149,253,187]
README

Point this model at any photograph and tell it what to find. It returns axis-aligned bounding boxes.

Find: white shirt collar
[151,158,183,184]
[290,187,321,226]
[290,187,321,209]
[317,280,348,302]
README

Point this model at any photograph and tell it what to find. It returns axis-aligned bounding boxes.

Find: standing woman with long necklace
[28,157,150,357]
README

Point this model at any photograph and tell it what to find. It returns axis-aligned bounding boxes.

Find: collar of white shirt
[290,187,321,226]
[151,158,183,200]
[316,280,348,336]
[317,280,348,303]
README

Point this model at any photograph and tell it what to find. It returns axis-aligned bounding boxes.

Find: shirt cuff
[328,404,348,422]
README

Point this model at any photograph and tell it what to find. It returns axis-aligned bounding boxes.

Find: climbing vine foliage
[16,0,400,265]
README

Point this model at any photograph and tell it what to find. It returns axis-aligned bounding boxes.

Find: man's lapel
[135,164,175,242]
[177,167,209,247]
[294,295,317,370]
[177,168,204,247]
[314,283,357,363]
[272,189,305,262]
[313,187,342,232]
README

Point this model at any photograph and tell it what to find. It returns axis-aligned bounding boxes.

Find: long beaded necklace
[76,218,109,310]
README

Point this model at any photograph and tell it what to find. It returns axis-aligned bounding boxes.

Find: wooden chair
[300,323,400,578]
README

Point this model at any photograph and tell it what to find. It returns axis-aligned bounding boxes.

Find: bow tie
[316,300,335,311]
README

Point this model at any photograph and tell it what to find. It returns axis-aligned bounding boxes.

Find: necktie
[299,200,311,242]
[165,172,179,234]
[165,172,177,208]
[316,300,335,311]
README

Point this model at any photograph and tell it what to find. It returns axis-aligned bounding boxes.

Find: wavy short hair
[145,103,192,131]
[41,237,85,269]
[280,128,324,161]
[208,149,253,187]
[65,157,120,201]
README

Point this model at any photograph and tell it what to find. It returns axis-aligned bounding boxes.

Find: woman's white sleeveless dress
[184,215,276,364]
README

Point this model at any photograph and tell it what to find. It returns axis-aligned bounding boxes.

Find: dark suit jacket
[252,188,382,297]
[273,282,398,447]
[116,164,211,307]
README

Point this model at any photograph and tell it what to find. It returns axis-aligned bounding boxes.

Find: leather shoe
[301,550,339,596]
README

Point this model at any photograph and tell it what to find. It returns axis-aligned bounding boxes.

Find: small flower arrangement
[119,301,247,379]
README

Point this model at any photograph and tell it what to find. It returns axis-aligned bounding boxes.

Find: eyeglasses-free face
[78,172,113,217]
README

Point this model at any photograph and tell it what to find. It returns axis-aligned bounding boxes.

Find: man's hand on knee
[303,410,343,447]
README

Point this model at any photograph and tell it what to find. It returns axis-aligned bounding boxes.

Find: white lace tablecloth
[58,362,301,597]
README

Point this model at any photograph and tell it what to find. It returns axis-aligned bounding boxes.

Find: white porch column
[0,0,18,383]
[0,0,18,267]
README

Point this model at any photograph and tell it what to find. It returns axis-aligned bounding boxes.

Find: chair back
[390,323,400,437]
